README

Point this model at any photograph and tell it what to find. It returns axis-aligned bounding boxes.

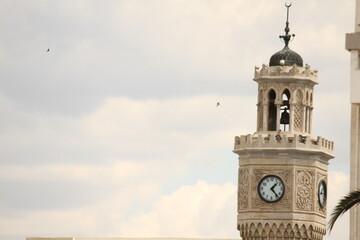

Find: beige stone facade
[346,0,360,239]
[26,238,236,240]
[234,64,334,240]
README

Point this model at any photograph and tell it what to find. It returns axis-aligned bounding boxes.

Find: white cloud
[0,0,355,239]
[0,181,237,239]
[118,181,238,238]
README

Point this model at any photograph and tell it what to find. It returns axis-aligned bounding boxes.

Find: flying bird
[216,102,220,107]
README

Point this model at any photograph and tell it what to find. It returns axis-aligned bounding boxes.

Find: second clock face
[258,175,285,203]
[318,180,327,208]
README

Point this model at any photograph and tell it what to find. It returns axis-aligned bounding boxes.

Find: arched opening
[280,89,290,131]
[257,90,264,131]
[268,89,277,131]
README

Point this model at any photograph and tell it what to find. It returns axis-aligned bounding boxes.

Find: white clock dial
[318,180,327,208]
[257,175,285,203]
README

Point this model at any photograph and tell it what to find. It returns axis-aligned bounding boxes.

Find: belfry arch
[268,89,277,131]
[280,89,290,131]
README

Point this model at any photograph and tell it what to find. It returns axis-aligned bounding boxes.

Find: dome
[269,45,303,67]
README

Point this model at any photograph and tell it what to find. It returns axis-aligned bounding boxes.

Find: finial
[279,2,295,47]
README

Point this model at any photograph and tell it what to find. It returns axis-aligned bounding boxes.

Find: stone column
[305,105,310,133]
[309,106,313,134]
[276,103,281,131]
[301,105,306,133]
[289,103,295,132]
[263,102,269,131]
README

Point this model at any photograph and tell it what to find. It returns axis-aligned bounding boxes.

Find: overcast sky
[0,1,355,240]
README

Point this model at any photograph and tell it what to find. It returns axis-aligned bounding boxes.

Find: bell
[280,108,290,124]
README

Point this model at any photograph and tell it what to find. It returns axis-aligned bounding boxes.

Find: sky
[0,0,355,240]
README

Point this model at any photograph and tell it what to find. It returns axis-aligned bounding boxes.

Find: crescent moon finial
[279,2,294,47]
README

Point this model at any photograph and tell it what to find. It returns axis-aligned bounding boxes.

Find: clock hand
[270,182,277,191]
[270,183,279,197]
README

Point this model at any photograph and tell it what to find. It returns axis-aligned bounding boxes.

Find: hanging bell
[280,108,290,124]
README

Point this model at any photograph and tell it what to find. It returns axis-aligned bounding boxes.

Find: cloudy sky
[0,0,355,240]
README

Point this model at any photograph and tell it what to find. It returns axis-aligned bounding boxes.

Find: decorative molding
[238,168,250,210]
[252,169,291,209]
[234,133,334,156]
[258,83,312,102]
[254,64,318,83]
[295,169,315,211]
[238,221,326,240]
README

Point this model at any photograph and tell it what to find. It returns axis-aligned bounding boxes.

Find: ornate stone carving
[294,89,303,131]
[254,64,318,82]
[289,64,301,75]
[295,169,315,211]
[252,169,291,209]
[234,133,334,155]
[238,168,250,210]
[260,64,269,76]
[238,221,326,240]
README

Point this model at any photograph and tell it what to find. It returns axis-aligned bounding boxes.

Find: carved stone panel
[294,90,303,131]
[295,169,315,211]
[238,168,250,211]
[252,169,291,209]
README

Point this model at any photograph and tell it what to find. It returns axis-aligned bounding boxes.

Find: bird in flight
[216,102,220,107]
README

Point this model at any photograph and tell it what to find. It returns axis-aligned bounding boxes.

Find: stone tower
[234,5,334,240]
[345,0,360,239]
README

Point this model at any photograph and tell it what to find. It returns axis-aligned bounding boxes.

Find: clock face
[318,180,327,208]
[257,175,285,203]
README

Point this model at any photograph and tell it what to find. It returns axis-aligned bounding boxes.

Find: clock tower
[234,5,334,240]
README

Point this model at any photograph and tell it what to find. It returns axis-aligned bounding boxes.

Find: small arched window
[280,89,290,130]
[268,89,276,131]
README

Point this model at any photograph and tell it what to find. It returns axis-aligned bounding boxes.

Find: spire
[269,2,303,67]
[279,2,295,47]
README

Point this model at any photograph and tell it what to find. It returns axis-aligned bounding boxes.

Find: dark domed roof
[269,45,303,67]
